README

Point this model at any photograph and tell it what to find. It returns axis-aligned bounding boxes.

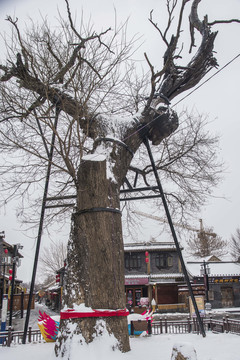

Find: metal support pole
[143,136,206,337]
[22,106,60,344]
[21,291,24,319]
[203,260,209,302]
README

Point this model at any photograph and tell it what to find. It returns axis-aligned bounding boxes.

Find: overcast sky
[0,0,240,281]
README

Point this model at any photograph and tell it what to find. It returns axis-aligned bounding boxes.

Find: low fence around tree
[1,316,240,346]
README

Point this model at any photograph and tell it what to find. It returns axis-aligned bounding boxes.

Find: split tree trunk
[55,157,130,357]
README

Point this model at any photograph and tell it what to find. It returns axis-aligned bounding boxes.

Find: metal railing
[0,326,43,346]
[151,316,240,336]
[2,315,240,346]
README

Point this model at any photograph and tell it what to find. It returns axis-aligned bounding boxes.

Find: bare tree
[39,240,67,279]
[0,0,238,355]
[186,220,227,258]
[122,110,222,225]
[230,228,240,262]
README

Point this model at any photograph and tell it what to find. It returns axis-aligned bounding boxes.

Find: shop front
[125,276,149,308]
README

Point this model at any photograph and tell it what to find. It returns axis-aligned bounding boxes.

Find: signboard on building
[189,296,205,317]
[125,277,149,285]
[209,276,240,284]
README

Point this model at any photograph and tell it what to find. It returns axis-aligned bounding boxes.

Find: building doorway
[221,286,233,307]
[157,284,178,304]
[126,288,142,307]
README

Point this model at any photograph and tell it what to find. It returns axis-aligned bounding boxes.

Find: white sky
[0,0,240,282]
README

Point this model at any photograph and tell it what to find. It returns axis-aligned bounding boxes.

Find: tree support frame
[143,135,206,338]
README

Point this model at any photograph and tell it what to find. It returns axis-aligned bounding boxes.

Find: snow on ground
[1,332,240,360]
[2,303,240,359]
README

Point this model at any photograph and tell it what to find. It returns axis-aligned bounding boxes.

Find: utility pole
[22,104,60,344]
[201,260,210,303]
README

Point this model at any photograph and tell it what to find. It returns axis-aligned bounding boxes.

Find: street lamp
[200,260,210,303]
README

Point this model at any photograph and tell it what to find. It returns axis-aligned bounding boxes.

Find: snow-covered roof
[47,285,61,291]
[187,261,240,277]
[125,273,183,279]
[124,242,176,252]
[125,274,149,279]
[185,255,221,262]
[125,273,184,284]
[150,273,184,279]
[43,279,57,290]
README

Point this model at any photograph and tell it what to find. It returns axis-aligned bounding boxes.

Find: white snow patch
[82,154,106,162]
[72,303,94,312]
[61,303,94,312]
[127,312,151,324]
[82,145,117,183]
[51,315,60,322]
[106,161,116,183]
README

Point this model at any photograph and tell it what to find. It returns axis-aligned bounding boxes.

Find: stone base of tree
[171,342,197,360]
[55,317,130,358]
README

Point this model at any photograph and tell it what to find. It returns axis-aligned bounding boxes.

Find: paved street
[10,302,59,331]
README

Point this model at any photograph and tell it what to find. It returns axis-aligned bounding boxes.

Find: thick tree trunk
[55,156,130,357]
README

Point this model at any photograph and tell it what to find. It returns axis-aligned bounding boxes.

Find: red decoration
[4,249,8,254]
[9,276,12,281]
[145,251,149,257]
[9,269,13,274]
[145,258,149,263]
[60,308,129,320]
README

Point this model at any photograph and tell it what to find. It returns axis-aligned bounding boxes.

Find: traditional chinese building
[42,266,65,311]
[186,256,240,308]
[0,238,24,308]
[124,240,186,312]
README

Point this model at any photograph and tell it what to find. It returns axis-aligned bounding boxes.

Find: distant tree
[186,220,227,257]
[230,228,240,261]
[39,240,67,279]
[41,274,56,287]
[21,280,42,292]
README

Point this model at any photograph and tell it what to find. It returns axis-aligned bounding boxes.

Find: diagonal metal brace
[143,135,206,338]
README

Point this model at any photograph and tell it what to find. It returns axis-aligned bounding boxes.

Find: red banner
[60,308,129,320]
